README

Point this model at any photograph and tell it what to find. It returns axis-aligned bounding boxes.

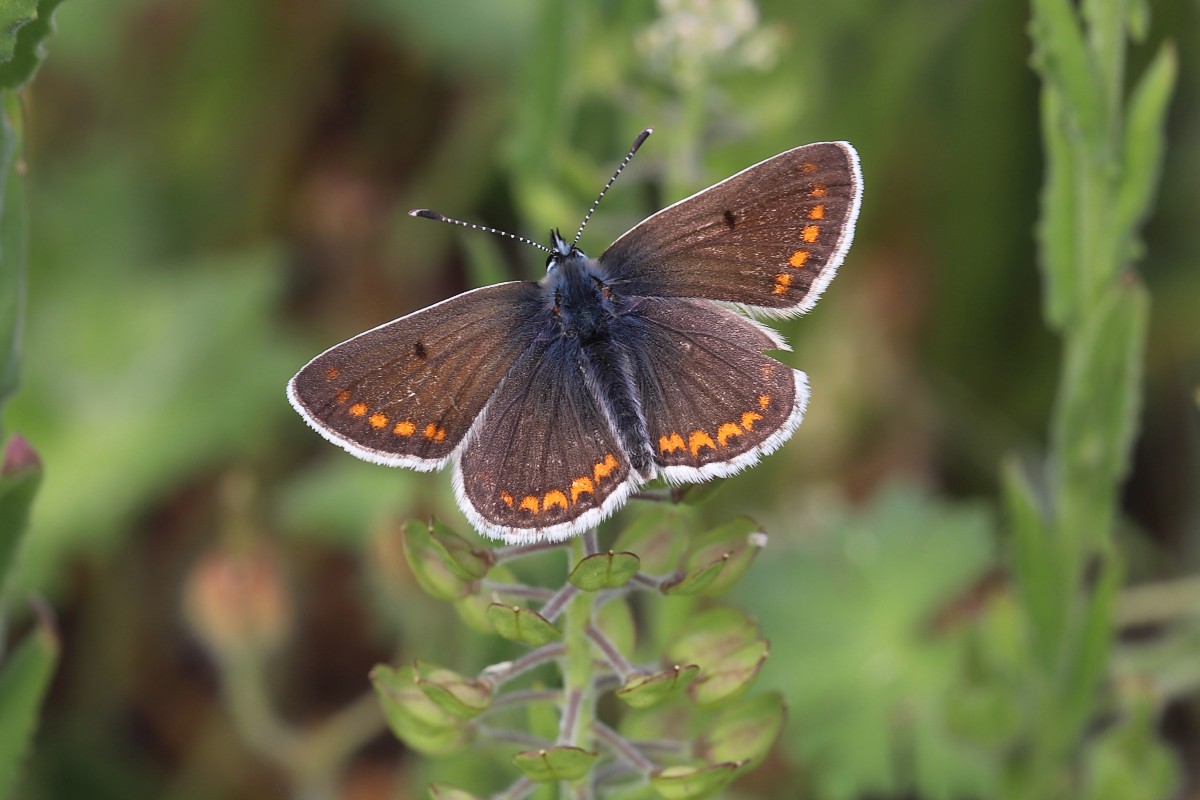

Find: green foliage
[1014,0,1180,796]
[382,517,786,797]
[742,486,998,799]
[0,5,62,791]
[0,611,58,798]
[0,0,65,89]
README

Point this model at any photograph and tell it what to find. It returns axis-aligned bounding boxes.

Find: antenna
[572,127,653,247]
[407,209,553,254]
[409,127,654,255]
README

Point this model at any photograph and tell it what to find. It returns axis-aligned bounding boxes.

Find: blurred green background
[2,0,1198,797]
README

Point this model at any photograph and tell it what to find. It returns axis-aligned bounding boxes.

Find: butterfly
[288,130,862,544]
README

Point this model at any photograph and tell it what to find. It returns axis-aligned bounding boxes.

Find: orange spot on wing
[393,420,416,437]
[810,184,828,198]
[801,162,817,174]
[759,394,770,410]
[741,411,764,431]
[689,430,716,457]
[369,413,388,429]
[717,423,743,447]
[423,424,447,442]
[593,454,619,483]
[519,495,539,514]
[570,477,595,503]
[659,433,686,454]
[500,491,514,508]
[808,204,826,220]
[773,273,792,295]
[336,390,352,404]
[543,490,568,511]
[788,250,810,269]
[802,224,820,243]
[349,403,367,417]
[324,367,340,381]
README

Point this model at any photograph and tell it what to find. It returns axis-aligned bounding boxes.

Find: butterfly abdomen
[578,333,654,479]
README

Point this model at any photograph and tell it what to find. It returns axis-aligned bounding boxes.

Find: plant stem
[561,535,598,793]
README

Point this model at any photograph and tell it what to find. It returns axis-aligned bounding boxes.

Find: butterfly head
[546,228,586,273]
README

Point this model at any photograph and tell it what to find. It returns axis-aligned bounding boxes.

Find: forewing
[623,297,808,482]
[599,141,862,318]
[287,281,545,470]
[455,337,643,543]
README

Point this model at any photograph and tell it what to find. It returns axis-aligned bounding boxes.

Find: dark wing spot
[413,340,428,360]
[723,209,737,228]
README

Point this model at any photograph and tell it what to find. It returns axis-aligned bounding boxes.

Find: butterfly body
[288,137,863,543]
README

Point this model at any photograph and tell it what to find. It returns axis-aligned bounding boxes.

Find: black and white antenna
[407,208,553,254]
[408,127,653,254]
[572,128,653,248]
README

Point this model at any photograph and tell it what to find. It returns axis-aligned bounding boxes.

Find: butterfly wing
[287,281,546,470]
[621,296,807,482]
[599,141,862,318]
[455,336,643,543]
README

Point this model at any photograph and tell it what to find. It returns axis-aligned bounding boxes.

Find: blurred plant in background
[1,1,67,795]
[0,0,1195,798]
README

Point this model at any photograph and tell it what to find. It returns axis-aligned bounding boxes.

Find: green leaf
[1030,0,1106,147]
[414,659,493,719]
[511,746,597,782]
[486,603,561,646]
[650,762,745,800]
[1061,554,1121,752]
[0,0,67,91]
[666,608,761,666]
[688,639,768,708]
[736,486,997,799]
[1080,0,1126,125]
[1052,280,1149,546]
[660,557,725,596]
[0,611,59,798]
[403,520,473,601]
[428,517,494,581]
[697,692,786,766]
[0,0,37,64]
[1115,43,1177,263]
[1036,84,1079,330]
[0,433,39,596]
[371,664,471,756]
[667,608,769,706]
[678,517,765,596]
[0,91,25,416]
[568,550,640,591]
[616,664,700,710]
[1002,457,1064,669]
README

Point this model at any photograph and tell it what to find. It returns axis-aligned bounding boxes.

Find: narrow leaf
[1035,85,1079,330]
[1052,280,1149,546]
[1030,0,1106,146]
[0,611,59,798]
[1115,43,1177,262]
[1001,457,1064,669]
